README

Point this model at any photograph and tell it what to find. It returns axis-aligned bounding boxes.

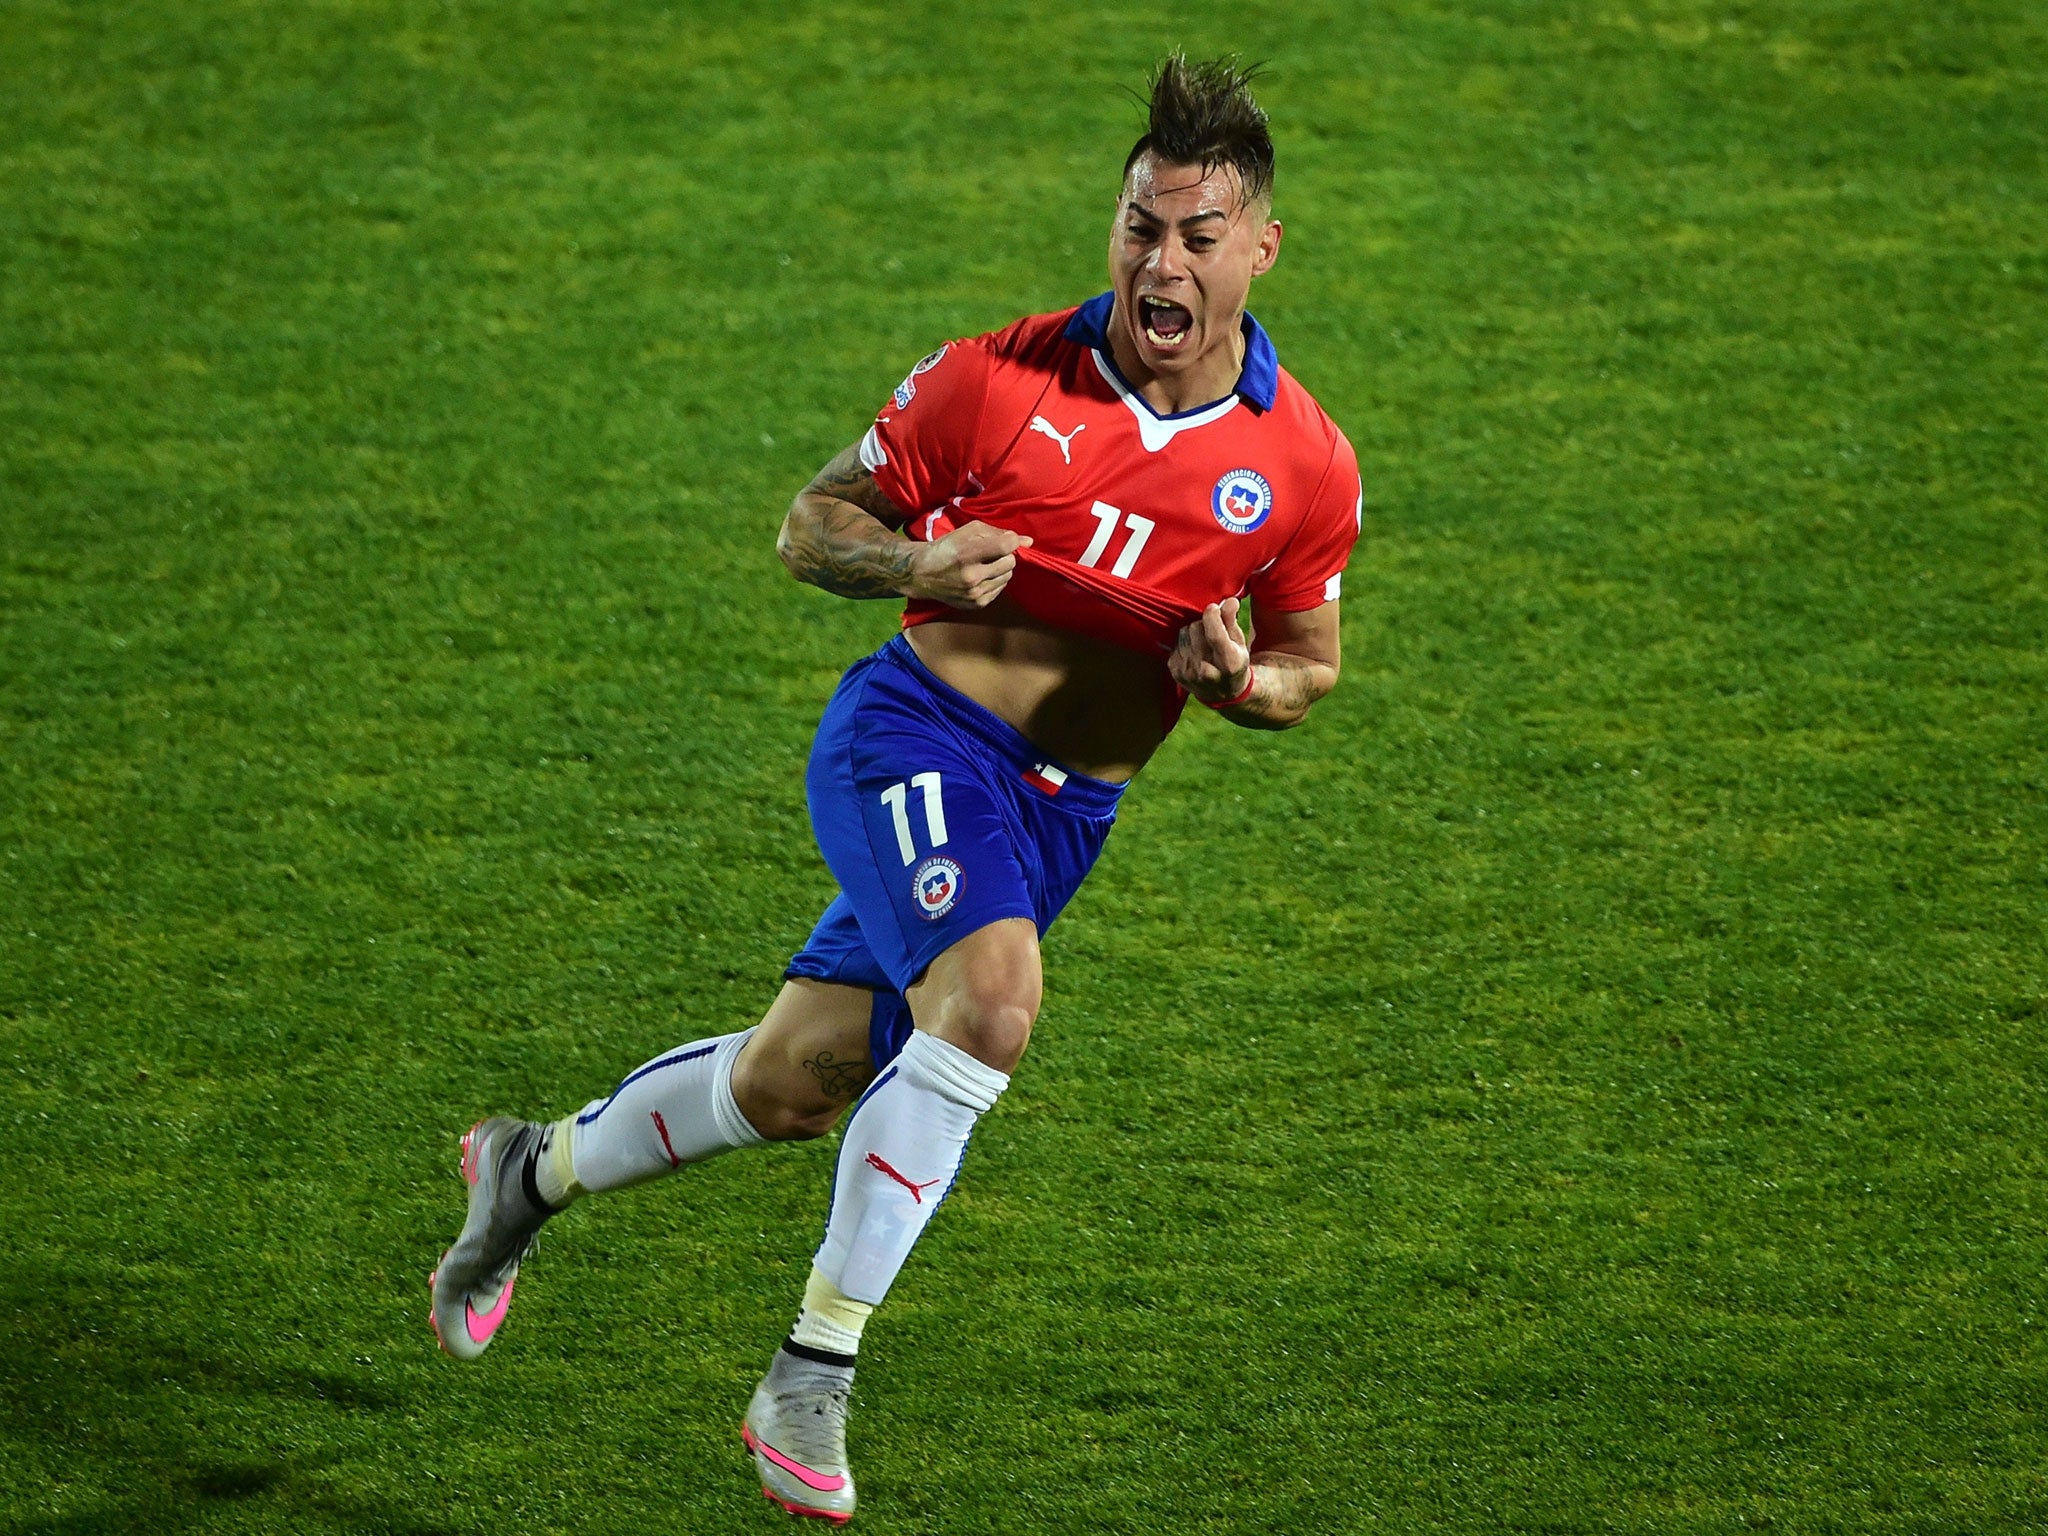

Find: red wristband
[1201,668,1257,710]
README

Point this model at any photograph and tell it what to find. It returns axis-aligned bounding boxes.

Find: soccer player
[430,54,1360,1523]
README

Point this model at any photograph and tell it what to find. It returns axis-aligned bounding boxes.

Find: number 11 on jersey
[1078,500,1154,579]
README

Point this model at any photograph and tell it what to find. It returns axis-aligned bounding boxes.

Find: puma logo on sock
[651,1110,682,1167]
[865,1152,942,1203]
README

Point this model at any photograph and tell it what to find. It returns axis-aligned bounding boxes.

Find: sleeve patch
[858,424,888,470]
[1324,572,1343,602]
[890,345,952,409]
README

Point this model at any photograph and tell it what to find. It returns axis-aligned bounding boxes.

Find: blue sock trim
[844,1063,900,1129]
[819,1063,899,1235]
[932,1124,974,1214]
[574,1041,721,1126]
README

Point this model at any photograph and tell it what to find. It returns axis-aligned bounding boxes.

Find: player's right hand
[909,522,1033,609]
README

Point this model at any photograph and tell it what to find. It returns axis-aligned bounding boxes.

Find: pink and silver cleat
[741,1353,857,1524]
[429,1117,556,1361]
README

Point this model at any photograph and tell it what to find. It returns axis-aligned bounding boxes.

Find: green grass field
[3,2,2044,1531]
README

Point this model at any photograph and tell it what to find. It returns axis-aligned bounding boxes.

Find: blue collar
[1062,291,1278,413]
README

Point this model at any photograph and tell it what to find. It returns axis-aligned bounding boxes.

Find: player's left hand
[1170,598,1253,705]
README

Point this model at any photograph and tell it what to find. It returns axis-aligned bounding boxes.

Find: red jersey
[860,293,1362,663]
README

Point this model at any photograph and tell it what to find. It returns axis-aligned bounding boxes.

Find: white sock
[568,1028,765,1194]
[813,1030,1008,1306]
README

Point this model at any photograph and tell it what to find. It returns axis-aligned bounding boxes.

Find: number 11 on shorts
[880,772,948,865]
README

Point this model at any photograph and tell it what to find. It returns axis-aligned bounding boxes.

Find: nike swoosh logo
[463,1272,517,1345]
[743,1423,848,1492]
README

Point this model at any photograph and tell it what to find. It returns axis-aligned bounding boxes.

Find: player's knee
[908,919,1042,1073]
[928,978,1039,1073]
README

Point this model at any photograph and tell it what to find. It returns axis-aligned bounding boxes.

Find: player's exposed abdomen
[905,612,1172,783]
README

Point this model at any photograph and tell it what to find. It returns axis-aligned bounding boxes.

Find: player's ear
[1251,218,1282,277]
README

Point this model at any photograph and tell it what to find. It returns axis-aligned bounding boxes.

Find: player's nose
[1145,237,1189,278]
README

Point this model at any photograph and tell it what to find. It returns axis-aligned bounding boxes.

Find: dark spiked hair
[1122,53,1274,207]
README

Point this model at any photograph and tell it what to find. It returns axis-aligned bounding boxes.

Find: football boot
[741,1351,857,1524]
[429,1117,556,1360]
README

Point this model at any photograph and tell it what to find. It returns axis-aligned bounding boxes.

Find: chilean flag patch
[1022,762,1068,796]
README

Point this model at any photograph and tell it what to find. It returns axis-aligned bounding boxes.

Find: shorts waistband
[879,634,1127,816]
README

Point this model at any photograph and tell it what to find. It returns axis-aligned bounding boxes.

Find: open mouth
[1139,295,1194,350]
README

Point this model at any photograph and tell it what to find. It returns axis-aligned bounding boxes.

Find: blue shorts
[785,634,1125,1069]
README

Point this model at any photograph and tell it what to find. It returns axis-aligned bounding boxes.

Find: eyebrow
[1124,201,1229,229]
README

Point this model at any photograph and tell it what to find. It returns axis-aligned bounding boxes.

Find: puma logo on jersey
[1029,416,1086,464]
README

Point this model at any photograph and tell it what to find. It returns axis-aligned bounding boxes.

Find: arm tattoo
[776,442,922,599]
[1256,656,1321,716]
[1228,652,1333,729]
[800,1050,875,1102]
[807,443,910,525]
[780,499,916,598]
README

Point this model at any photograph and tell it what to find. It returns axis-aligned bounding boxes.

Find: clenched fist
[1169,598,1253,704]
[909,521,1034,609]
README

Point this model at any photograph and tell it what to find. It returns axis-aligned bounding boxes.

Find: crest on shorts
[892,345,950,410]
[1212,468,1273,534]
[912,856,963,920]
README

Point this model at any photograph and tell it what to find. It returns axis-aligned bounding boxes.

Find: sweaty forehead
[1122,153,1246,219]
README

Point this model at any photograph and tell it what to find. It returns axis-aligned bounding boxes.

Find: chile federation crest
[892,344,950,410]
[912,856,964,921]
[1212,468,1274,534]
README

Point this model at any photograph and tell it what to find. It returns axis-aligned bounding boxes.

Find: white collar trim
[1090,349,1240,453]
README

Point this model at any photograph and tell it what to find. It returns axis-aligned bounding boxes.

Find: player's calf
[559,1027,767,1195]
[730,980,881,1141]
[744,1026,1010,1520]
